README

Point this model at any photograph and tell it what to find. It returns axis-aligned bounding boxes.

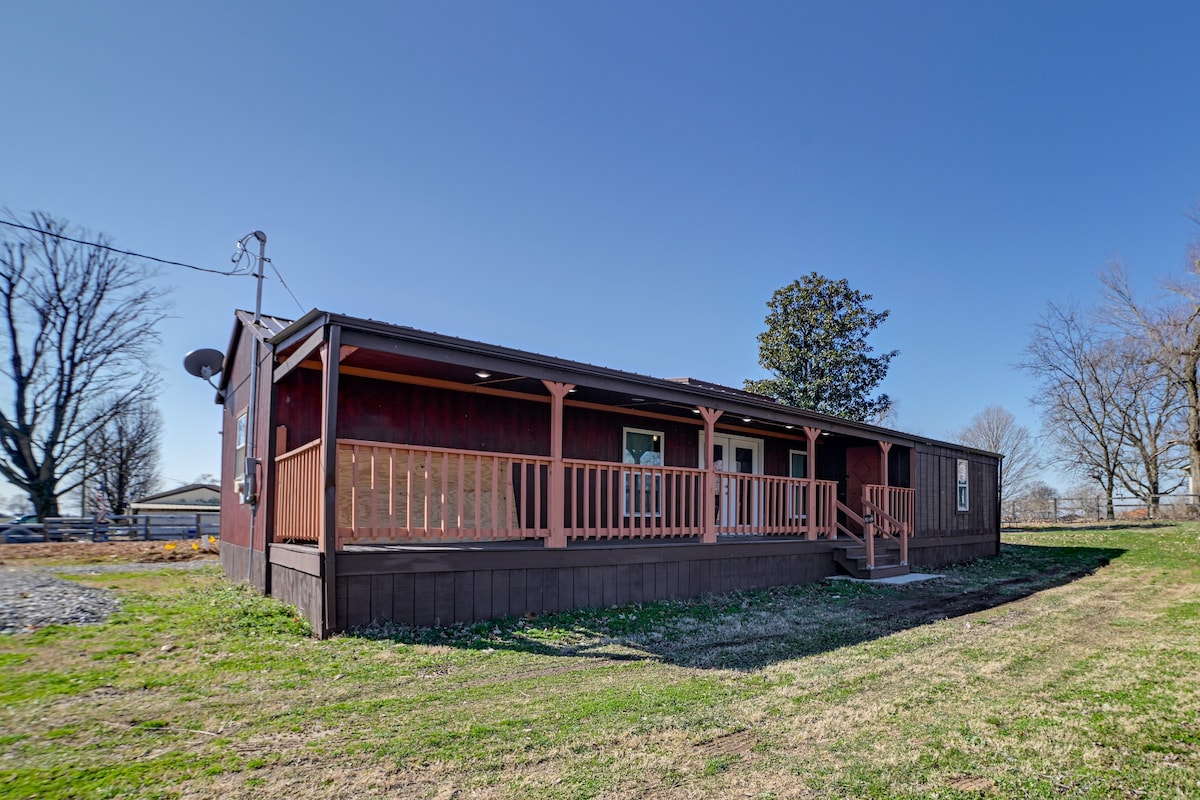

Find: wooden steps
[832,541,910,580]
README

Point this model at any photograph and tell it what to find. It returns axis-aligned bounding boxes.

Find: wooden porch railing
[714,474,838,537]
[336,440,552,545]
[562,459,706,539]
[864,485,915,536]
[275,439,847,547]
[274,440,322,542]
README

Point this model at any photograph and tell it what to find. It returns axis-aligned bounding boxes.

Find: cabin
[215,309,1000,637]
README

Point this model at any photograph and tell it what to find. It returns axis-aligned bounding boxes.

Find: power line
[0,218,249,276]
[0,216,309,310]
[267,258,306,315]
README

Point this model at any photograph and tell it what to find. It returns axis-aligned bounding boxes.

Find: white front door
[700,432,763,529]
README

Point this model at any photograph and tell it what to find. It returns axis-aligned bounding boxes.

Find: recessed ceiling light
[568,388,577,393]
[475,371,491,379]
[691,409,700,414]
[742,417,752,423]
[631,398,644,403]
[785,424,794,430]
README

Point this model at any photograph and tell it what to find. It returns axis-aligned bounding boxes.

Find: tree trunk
[31,481,60,520]
[1104,473,1116,520]
[1187,367,1200,508]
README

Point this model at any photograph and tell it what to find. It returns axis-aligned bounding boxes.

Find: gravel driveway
[0,559,217,634]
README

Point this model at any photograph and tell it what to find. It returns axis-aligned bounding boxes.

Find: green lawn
[1,524,1197,799]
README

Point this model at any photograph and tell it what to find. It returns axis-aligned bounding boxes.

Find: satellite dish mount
[183,348,225,391]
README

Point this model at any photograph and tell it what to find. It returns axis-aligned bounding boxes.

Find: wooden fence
[3,514,219,543]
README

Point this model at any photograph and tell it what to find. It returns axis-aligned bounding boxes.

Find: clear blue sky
[4,1,1199,492]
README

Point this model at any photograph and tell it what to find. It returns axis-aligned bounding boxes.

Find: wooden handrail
[834,500,866,547]
[862,497,908,566]
[275,439,323,542]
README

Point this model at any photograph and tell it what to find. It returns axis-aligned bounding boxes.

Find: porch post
[319,325,341,638]
[878,441,892,518]
[699,407,722,543]
[803,427,821,540]
[543,380,574,549]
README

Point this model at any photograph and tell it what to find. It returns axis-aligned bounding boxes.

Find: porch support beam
[543,380,574,548]
[319,325,342,638]
[804,427,821,540]
[273,328,326,383]
[699,407,723,543]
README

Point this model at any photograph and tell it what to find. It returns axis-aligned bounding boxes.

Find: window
[623,427,663,517]
[789,449,807,520]
[956,458,969,512]
[235,411,248,479]
[788,449,808,479]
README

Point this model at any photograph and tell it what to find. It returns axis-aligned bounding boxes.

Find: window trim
[788,448,808,479]
[622,427,665,518]
[956,458,970,512]
[235,409,249,480]
[788,448,808,521]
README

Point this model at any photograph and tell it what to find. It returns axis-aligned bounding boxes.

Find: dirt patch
[853,565,1109,627]
[0,539,218,565]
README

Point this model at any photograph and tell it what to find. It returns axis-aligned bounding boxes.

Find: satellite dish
[183,348,225,382]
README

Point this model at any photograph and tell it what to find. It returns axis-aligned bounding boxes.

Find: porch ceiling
[338,346,709,424]
[327,347,886,447]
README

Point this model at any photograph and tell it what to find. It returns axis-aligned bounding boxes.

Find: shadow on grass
[1003,521,1174,534]
[349,542,1126,671]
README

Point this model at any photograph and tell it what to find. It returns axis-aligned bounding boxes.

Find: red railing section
[562,459,705,539]
[336,440,551,546]
[274,439,863,548]
[274,440,322,543]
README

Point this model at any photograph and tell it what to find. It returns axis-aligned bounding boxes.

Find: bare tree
[1101,261,1200,501]
[84,400,162,515]
[1021,304,1129,519]
[950,405,1038,499]
[0,211,167,518]
[1108,336,1187,516]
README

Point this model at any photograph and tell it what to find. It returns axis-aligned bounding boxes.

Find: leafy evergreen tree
[744,273,898,422]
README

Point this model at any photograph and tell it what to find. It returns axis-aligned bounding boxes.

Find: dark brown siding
[888,446,911,488]
[330,540,842,630]
[267,545,324,632]
[913,444,999,538]
[272,532,1000,635]
[908,534,999,566]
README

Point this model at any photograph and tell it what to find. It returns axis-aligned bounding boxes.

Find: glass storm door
[700,433,763,529]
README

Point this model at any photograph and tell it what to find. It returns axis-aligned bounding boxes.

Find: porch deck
[265,437,920,632]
